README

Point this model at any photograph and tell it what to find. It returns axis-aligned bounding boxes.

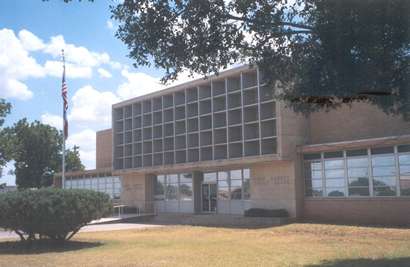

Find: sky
[0,0,198,185]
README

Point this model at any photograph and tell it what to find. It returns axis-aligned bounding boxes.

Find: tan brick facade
[304,198,410,225]
[96,129,113,169]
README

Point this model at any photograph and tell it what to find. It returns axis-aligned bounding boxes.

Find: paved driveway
[0,223,163,240]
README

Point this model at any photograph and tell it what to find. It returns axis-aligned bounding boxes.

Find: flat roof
[112,64,254,108]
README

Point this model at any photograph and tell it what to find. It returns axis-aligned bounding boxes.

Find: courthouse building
[61,65,410,225]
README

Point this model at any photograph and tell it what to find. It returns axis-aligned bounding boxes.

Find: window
[153,111,162,124]
[155,175,165,200]
[163,94,173,108]
[304,154,323,197]
[175,91,185,106]
[371,147,396,196]
[304,145,409,198]
[164,109,174,122]
[201,147,212,161]
[347,149,369,196]
[228,93,241,109]
[243,88,257,105]
[213,96,226,112]
[200,131,212,146]
[228,109,241,125]
[187,103,198,117]
[186,87,198,102]
[324,152,345,197]
[153,97,162,111]
[179,173,193,200]
[399,145,410,196]
[200,115,212,130]
[188,149,199,162]
[214,128,227,144]
[200,100,211,115]
[143,100,151,113]
[227,76,240,92]
[175,121,186,135]
[218,171,229,200]
[199,85,211,99]
[187,118,198,132]
[212,80,225,96]
[214,112,226,128]
[215,145,227,160]
[229,143,242,158]
[188,133,199,148]
[164,138,174,151]
[143,114,152,126]
[165,174,178,200]
[175,106,185,120]
[164,123,174,137]
[244,106,258,122]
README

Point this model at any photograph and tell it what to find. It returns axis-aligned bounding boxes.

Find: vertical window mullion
[394,146,401,196]
[368,148,374,197]
[343,150,348,197]
[321,152,325,197]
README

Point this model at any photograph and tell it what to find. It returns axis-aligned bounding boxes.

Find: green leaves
[5,119,84,189]
[111,0,410,118]
[0,188,113,241]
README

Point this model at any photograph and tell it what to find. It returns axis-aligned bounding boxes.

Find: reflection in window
[399,147,410,195]
[347,150,369,196]
[304,154,323,197]
[372,148,396,196]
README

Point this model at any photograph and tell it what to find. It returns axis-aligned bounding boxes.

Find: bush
[244,208,289,218]
[0,188,112,242]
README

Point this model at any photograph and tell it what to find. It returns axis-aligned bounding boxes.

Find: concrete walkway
[0,223,163,240]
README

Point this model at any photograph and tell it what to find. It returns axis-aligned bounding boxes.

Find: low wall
[303,198,410,226]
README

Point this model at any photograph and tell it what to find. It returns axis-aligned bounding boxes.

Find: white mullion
[368,148,374,197]
[256,67,262,155]
[173,93,176,165]
[185,88,188,162]
[343,150,348,197]
[394,145,401,196]
[210,78,215,160]
[240,72,245,157]
[225,77,229,159]
[161,96,165,165]
[321,152,326,197]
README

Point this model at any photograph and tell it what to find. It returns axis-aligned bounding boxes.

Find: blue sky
[0,0,194,185]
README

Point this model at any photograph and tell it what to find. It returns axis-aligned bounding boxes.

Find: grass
[1,223,410,267]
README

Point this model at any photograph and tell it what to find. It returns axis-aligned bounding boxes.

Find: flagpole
[62,49,66,189]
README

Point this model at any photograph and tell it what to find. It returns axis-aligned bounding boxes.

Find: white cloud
[66,129,96,169]
[41,113,63,130]
[43,35,110,68]
[44,60,92,79]
[0,28,45,100]
[97,68,112,78]
[106,20,114,30]
[18,29,45,51]
[116,68,162,99]
[69,85,119,128]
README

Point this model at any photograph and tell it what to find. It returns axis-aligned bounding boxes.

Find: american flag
[62,51,68,140]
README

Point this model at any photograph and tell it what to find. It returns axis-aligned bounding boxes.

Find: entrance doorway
[201,183,217,213]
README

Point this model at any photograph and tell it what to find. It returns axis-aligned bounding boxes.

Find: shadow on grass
[306,257,410,267]
[0,239,103,255]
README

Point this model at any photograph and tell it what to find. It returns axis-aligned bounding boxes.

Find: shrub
[244,208,289,218]
[0,188,112,242]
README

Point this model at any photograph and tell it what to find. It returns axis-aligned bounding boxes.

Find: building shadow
[305,258,410,267]
[0,239,103,255]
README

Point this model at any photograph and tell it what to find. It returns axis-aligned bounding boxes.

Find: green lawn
[1,223,410,267]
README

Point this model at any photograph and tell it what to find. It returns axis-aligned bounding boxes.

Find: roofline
[112,64,253,108]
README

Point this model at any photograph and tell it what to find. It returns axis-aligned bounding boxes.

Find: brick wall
[96,129,112,169]
[309,102,410,144]
[304,198,410,225]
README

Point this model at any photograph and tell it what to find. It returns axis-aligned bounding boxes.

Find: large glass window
[399,145,410,196]
[371,147,396,196]
[304,153,323,197]
[347,149,369,196]
[179,173,193,201]
[304,145,410,198]
[65,176,121,199]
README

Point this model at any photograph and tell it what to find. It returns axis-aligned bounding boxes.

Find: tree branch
[225,14,313,30]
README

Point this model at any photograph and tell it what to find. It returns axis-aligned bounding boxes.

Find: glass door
[201,183,217,213]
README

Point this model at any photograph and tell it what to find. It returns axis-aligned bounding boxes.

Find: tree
[65,145,85,172]
[6,119,84,188]
[0,99,12,167]
[111,0,410,118]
